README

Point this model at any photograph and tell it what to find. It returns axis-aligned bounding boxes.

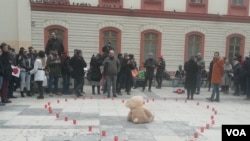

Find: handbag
[131,69,139,78]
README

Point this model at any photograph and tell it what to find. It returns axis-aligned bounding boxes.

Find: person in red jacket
[206,52,224,102]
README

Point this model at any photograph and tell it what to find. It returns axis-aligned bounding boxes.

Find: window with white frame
[103,30,118,53]
[187,35,202,60]
[228,37,242,61]
[143,33,158,61]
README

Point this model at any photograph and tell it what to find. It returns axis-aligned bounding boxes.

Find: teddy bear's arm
[127,111,132,122]
[144,108,154,122]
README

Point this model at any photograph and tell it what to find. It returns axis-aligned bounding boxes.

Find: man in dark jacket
[46,49,62,96]
[244,55,250,100]
[45,32,64,57]
[70,50,87,97]
[103,50,120,98]
[143,53,156,92]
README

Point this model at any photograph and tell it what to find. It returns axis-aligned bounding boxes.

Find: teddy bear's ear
[132,95,143,100]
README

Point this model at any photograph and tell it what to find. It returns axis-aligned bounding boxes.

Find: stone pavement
[0,87,250,141]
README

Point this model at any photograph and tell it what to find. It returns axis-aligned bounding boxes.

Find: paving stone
[0,87,249,141]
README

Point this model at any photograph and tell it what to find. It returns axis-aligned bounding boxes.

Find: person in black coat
[61,53,71,95]
[142,53,156,92]
[90,53,102,95]
[243,56,250,100]
[233,60,242,96]
[155,55,166,89]
[207,57,214,91]
[123,53,134,95]
[0,43,13,103]
[184,56,199,100]
[70,50,87,97]
[45,32,64,57]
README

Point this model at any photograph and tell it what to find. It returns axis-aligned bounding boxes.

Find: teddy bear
[125,95,154,124]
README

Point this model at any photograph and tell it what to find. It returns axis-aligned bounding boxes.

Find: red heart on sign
[13,68,19,74]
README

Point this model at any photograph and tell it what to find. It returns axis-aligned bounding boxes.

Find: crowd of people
[0,32,167,106]
[183,52,250,102]
[1,32,250,106]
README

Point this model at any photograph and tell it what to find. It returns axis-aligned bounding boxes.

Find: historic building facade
[1,0,250,71]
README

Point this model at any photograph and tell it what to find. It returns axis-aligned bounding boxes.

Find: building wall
[164,0,186,12]
[123,0,140,9]
[1,0,249,71]
[0,0,31,49]
[0,0,18,48]
[31,11,250,71]
[208,0,228,15]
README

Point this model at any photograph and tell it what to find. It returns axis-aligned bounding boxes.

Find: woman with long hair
[29,50,46,99]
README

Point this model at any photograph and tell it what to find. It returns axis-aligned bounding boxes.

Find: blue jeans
[62,74,70,94]
[20,71,31,91]
[211,84,220,100]
[196,73,202,92]
[48,75,59,94]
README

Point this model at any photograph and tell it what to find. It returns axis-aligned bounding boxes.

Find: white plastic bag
[43,76,47,87]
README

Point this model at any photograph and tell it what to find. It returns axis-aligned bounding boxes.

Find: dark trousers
[74,77,83,95]
[8,76,15,97]
[187,87,195,99]
[36,81,43,97]
[143,77,153,91]
[240,76,247,94]
[124,72,132,93]
[80,76,85,92]
[156,76,163,88]
[30,75,35,94]
[117,73,125,93]
[116,72,122,93]
[234,80,240,95]
[1,79,9,102]
[62,74,70,94]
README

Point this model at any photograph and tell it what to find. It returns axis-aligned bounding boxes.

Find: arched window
[140,30,162,64]
[226,34,245,61]
[99,27,121,54]
[184,32,205,61]
[44,25,68,54]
